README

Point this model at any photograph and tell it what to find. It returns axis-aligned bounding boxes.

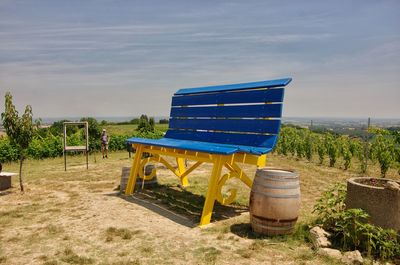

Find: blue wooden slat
[169,118,281,134]
[175,78,292,95]
[165,130,278,148]
[172,88,284,106]
[170,104,282,118]
[126,137,238,155]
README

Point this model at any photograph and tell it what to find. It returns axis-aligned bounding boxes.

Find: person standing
[101,129,109,158]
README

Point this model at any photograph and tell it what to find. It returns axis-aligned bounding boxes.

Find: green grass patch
[105,227,142,241]
[193,246,222,265]
[60,247,94,264]
[104,124,168,135]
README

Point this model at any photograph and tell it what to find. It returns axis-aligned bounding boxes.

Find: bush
[325,133,339,167]
[316,135,327,164]
[304,132,314,162]
[340,136,352,170]
[80,117,102,151]
[371,134,396,177]
[159,118,169,124]
[313,183,400,260]
[49,120,72,136]
[0,129,164,163]
[26,135,63,159]
[137,114,155,133]
[0,138,19,162]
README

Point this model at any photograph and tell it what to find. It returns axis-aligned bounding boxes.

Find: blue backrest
[165,78,292,149]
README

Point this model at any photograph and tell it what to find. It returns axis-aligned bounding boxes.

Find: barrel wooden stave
[120,165,157,193]
[250,168,300,236]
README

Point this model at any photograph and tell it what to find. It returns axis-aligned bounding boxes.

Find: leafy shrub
[371,134,395,177]
[49,119,72,136]
[159,118,169,124]
[304,132,314,162]
[108,135,127,151]
[313,183,400,260]
[80,117,102,151]
[0,129,163,163]
[295,132,305,159]
[339,136,352,170]
[0,137,19,162]
[325,133,339,167]
[137,114,155,133]
[276,127,297,156]
[26,135,63,159]
[313,183,347,228]
[316,135,326,164]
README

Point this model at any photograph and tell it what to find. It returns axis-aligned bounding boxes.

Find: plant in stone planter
[346,177,400,231]
[313,183,400,260]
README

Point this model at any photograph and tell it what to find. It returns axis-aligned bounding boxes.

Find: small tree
[49,119,72,136]
[296,138,304,159]
[159,118,169,124]
[276,127,289,156]
[282,127,297,157]
[340,136,352,170]
[137,114,155,133]
[80,117,101,150]
[304,132,314,162]
[325,133,339,167]
[1,92,35,191]
[371,134,395,177]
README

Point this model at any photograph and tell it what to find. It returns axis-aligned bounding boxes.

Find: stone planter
[346,177,400,231]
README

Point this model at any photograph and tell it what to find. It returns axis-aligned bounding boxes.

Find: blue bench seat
[126,137,272,155]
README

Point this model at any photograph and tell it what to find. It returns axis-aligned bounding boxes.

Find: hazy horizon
[32,115,400,121]
[1,1,399,118]
[31,115,400,126]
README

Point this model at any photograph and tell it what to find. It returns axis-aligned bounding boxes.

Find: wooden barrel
[249,168,300,236]
[120,165,157,193]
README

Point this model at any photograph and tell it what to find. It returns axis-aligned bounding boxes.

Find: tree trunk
[19,156,24,192]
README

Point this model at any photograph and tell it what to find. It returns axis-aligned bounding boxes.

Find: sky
[0,0,399,119]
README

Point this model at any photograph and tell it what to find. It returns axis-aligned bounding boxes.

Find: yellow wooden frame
[124,143,266,226]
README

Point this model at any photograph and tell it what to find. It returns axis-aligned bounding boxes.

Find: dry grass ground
[0,151,398,265]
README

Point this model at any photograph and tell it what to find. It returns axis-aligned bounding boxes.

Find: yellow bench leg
[199,155,224,226]
[125,144,144,195]
[176,158,188,187]
[257,154,267,168]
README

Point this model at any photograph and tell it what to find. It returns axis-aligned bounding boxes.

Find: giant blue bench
[125,77,292,226]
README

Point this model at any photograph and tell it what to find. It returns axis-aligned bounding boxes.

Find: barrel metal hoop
[251,190,300,198]
[251,214,298,223]
[256,176,299,182]
[252,224,293,231]
[256,168,299,178]
[252,181,300,190]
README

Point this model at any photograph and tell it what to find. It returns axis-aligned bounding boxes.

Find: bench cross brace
[124,143,266,226]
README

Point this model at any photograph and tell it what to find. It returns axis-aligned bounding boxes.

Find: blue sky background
[0,0,399,118]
